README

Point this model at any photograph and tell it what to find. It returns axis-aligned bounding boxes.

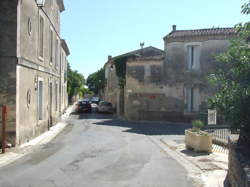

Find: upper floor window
[39,16,44,58]
[50,29,54,65]
[55,38,59,69]
[187,45,200,70]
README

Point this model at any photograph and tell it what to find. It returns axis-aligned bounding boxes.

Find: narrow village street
[0,105,195,187]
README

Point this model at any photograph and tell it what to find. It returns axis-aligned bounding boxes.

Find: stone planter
[185,129,212,152]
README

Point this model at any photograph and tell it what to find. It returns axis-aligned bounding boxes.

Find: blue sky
[61,0,249,78]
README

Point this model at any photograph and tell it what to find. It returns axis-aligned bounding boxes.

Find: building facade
[104,46,165,114]
[162,26,235,122]
[0,0,69,145]
[104,26,235,122]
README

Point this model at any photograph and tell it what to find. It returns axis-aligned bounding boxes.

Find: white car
[97,101,113,113]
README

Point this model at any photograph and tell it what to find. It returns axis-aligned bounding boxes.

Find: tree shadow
[93,118,192,136]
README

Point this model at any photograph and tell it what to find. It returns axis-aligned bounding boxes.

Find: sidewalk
[0,105,74,168]
[151,136,228,187]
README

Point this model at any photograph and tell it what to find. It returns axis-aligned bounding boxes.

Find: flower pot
[185,129,212,152]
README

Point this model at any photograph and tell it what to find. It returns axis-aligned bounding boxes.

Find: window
[55,82,58,111]
[39,16,44,58]
[28,17,32,36]
[55,39,59,68]
[187,45,200,70]
[50,29,53,64]
[38,80,44,120]
[187,87,199,112]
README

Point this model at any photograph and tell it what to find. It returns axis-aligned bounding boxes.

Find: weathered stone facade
[104,26,236,122]
[0,0,69,145]
[104,47,165,115]
[161,26,235,121]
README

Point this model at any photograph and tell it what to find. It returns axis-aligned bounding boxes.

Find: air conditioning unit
[37,0,46,7]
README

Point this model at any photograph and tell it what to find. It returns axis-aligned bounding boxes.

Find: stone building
[104,46,165,114]
[0,0,69,145]
[161,25,235,122]
[105,26,235,122]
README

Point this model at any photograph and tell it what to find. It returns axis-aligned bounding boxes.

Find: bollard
[2,105,7,154]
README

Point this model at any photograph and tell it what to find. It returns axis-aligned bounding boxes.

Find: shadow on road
[93,116,191,136]
[70,105,192,136]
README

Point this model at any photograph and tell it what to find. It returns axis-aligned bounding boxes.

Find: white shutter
[187,46,192,70]
[194,46,200,70]
[193,88,200,111]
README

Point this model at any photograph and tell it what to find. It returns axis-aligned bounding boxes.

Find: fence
[204,125,233,147]
[198,112,239,147]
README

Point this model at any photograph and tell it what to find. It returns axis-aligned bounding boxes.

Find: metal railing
[204,125,233,147]
[198,111,238,147]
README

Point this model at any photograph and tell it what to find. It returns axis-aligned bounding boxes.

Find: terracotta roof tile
[164,27,236,40]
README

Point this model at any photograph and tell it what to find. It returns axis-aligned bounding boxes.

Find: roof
[61,39,70,56]
[164,27,235,40]
[112,46,165,60]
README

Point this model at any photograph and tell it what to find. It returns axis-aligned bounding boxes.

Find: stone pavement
[158,137,228,187]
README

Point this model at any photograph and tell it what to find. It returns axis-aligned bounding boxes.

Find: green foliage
[208,3,250,134]
[192,120,205,130]
[67,62,87,99]
[86,68,105,94]
[113,56,128,88]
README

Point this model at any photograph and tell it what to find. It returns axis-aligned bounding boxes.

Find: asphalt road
[0,106,194,187]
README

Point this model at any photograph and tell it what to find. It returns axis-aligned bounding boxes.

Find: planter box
[185,129,212,152]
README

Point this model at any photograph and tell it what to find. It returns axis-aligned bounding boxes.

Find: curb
[149,136,206,187]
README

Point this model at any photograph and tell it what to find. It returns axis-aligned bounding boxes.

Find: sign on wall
[208,109,217,125]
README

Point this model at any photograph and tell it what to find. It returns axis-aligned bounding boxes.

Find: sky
[60,0,249,79]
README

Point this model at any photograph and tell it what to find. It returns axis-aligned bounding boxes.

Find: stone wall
[124,56,194,122]
[228,136,250,187]
[164,39,231,115]
[0,0,18,145]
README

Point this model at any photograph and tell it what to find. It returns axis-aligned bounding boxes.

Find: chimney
[172,25,176,32]
[108,55,112,61]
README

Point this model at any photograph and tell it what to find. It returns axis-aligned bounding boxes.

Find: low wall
[228,135,250,187]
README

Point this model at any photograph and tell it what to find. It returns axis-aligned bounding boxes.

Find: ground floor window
[186,87,199,112]
[38,79,44,120]
[55,82,58,111]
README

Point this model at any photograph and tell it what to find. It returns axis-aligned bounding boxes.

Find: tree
[208,2,250,148]
[67,62,86,100]
[86,68,105,94]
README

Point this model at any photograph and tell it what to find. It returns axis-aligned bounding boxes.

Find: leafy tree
[67,62,86,100]
[208,2,250,147]
[86,68,105,94]
[113,56,127,88]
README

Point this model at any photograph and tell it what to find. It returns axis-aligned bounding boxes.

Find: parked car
[82,98,91,104]
[97,101,113,113]
[91,97,100,104]
[76,100,92,113]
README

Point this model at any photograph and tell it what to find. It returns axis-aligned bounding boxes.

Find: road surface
[0,106,194,187]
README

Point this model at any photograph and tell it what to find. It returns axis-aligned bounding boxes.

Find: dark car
[76,101,92,113]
